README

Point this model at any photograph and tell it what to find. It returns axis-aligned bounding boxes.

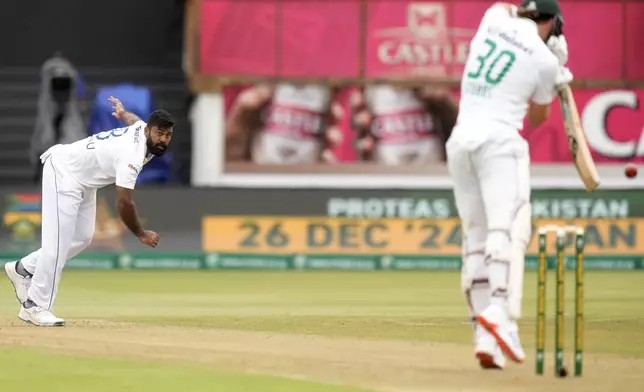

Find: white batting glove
[555,66,573,89]
[547,35,569,66]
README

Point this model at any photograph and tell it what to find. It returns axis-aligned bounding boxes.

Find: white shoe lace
[10,264,31,282]
[31,306,56,319]
[17,274,31,283]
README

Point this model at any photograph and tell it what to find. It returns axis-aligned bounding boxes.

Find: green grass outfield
[0,348,369,392]
[1,270,643,391]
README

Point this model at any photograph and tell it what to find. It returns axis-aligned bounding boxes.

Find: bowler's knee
[73,229,94,252]
[40,247,59,262]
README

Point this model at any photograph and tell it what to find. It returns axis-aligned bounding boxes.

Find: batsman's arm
[527,61,560,127]
[115,186,145,238]
[479,3,520,29]
[489,2,542,18]
[489,2,518,15]
[527,102,551,128]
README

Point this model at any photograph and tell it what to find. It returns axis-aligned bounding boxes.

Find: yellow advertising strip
[202,216,644,256]
[3,212,41,226]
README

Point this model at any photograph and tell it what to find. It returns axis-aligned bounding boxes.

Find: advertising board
[2,187,642,270]
[199,0,644,81]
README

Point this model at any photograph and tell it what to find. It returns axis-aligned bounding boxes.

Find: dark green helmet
[521,0,562,17]
[520,0,564,36]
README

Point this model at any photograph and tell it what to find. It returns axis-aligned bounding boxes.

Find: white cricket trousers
[21,146,96,310]
[446,135,531,319]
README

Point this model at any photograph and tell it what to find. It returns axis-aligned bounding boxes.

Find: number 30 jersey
[60,120,152,190]
[453,6,560,141]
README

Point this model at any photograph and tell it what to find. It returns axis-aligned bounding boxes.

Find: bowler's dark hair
[147,109,175,130]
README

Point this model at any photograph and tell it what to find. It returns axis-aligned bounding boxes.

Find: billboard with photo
[222,85,644,172]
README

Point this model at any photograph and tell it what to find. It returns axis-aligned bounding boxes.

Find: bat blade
[558,85,600,192]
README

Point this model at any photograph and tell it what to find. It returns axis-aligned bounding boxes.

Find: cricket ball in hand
[625,164,638,179]
[558,366,568,378]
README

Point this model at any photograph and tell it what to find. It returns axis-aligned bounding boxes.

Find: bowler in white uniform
[4,97,174,326]
[446,0,572,369]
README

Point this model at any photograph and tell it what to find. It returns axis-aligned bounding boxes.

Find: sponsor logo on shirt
[128,164,140,175]
[133,126,141,144]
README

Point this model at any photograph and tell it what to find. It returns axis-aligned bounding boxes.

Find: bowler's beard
[147,136,167,157]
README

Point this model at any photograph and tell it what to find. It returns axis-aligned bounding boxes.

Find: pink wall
[201,0,644,81]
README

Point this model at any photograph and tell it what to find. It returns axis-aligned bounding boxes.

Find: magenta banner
[626,2,644,79]
[199,0,360,77]
[364,1,481,78]
[279,0,361,78]
[362,0,633,79]
[559,1,623,79]
[200,0,277,76]
[200,0,643,81]
[523,89,644,163]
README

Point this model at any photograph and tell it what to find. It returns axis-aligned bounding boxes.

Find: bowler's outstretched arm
[109,96,141,126]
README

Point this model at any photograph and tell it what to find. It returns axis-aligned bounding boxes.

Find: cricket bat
[558,85,600,192]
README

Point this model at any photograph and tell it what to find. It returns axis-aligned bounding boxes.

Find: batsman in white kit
[447,0,572,368]
[4,97,174,326]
